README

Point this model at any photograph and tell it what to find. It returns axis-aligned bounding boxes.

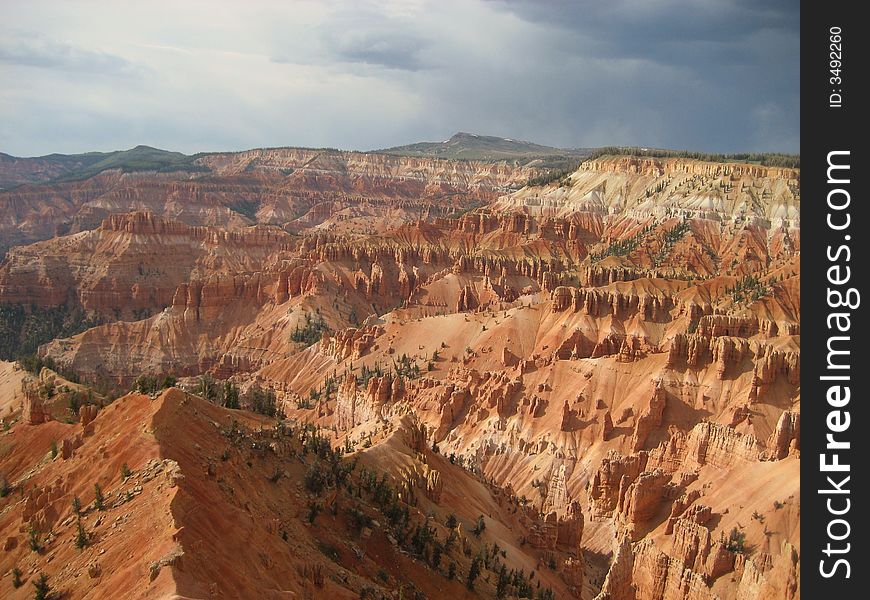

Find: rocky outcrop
[620,469,671,525]
[631,383,666,451]
[596,531,796,600]
[542,463,571,514]
[499,155,799,243]
[335,375,402,431]
[79,403,99,427]
[647,422,762,471]
[579,156,799,182]
[520,500,585,557]
[711,337,750,379]
[602,410,614,440]
[556,501,585,552]
[671,518,734,579]
[456,284,479,312]
[551,286,672,322]
[22,381,49,425]
[753,346,800,386]
[595,536,637,600]
[590,452,649,517]
[666,334,796,386]
[196,146,539,188]
[682,422,761,469]
[697,315,769,338]
[22,482,67,531]
[630,538,720,600]
[321,326,382,362]
[584,264,643,287]
[666,334,712,369]
[733,545,800,600]
[0,212,294,318]
[765,411,800,460]
[665,490,707,534]
[399,462,444,504]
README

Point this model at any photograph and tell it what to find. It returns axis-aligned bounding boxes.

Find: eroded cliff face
[276,276,799,599]
[0,212,295,319]
[3,382,588,599]
[498,155,799,223]
[2,155,800,599]
[195,147,537,187]
[0,148,539,256]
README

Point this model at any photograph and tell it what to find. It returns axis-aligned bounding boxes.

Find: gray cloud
[328,29,432,71]
[0,0,798,156]
[0,30,134,74]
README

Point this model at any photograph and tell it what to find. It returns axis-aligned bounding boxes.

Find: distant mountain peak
[377,132,591,169]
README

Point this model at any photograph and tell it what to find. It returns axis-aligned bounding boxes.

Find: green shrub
[726,527,746,553]
[243,385,282,418]
[1,303,100,362]
[317,540,340,562]
[582,147,799,168]
[228,199,260,220]
[134,374,176,394]
[345,506,373,533]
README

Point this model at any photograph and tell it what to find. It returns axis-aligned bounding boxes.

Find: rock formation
[0,152,800,600]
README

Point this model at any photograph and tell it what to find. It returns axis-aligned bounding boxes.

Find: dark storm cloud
[470,0,800,152]
[0,0,798,156]
[489,0,798,49]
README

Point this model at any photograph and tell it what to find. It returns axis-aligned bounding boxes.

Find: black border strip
[802,3,866,596]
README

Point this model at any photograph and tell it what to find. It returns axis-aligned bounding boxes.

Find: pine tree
[94,483,105,511]
[307,501,321,524]
[12,566,22,588]
[29,524,41,552]
[222,380,240,409]
[472,514,486,537]
[75,517,89,550]
[466,555,482,590]
[496,564,510,598]
[33,573,50,600]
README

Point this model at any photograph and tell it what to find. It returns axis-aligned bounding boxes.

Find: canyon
[0,146,799,599]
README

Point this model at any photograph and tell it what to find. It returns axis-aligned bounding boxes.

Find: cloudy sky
[0,0,799,157]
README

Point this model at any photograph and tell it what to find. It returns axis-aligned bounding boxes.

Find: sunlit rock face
[1,154,800,599]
